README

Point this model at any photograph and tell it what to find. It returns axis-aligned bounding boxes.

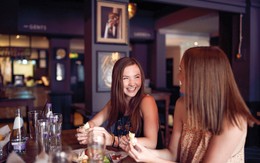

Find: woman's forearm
[149,148,175,161]
[136,137,157,149]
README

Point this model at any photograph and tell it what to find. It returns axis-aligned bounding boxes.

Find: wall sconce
[128,3,137,19]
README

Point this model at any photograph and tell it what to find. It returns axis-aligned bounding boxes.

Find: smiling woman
[76,57,164,153]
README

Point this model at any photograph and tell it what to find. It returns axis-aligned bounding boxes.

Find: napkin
[0,125,11,148]
[34,151,49,163]
[6,151,25,163]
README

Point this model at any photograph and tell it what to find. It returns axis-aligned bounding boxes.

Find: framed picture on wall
[96,1,128,44]
[97,51,126,92]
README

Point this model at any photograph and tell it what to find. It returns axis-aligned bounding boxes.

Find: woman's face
[122,64,142,99]
[178,60,185,94]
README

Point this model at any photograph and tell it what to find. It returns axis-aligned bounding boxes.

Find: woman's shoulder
[139,94,157,111]
[142,93,156,101]
[176,96,184,106]
[174,96,186,119]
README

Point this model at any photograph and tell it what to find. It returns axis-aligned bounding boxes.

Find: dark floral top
[113,116,132,136]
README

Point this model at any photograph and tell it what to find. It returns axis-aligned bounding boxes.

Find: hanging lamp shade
[128,3,137,19]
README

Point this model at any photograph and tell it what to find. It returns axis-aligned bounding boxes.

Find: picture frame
[96,1,128,44]
[97,51,126,92]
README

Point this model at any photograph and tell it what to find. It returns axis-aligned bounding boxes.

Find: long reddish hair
[183,46,259,134]
[107,57,145,133]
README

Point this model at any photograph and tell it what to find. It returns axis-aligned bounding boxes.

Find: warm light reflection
[128,3,137,19]
[111,52,120,61]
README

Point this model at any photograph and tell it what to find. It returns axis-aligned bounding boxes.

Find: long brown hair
[107,57,145,133]
[183,46,259,134]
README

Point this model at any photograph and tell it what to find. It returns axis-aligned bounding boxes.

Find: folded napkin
[6,150,49,163]
[6,152,25,163]
[0,125,11,149]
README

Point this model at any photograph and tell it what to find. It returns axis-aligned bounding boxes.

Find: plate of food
[72,148,111,163]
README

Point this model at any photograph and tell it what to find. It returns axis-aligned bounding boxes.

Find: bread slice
[83,122,90,130]
[129,131,137,146]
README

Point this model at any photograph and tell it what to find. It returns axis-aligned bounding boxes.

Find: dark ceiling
[130,1,185,19]
[20,0,185,19]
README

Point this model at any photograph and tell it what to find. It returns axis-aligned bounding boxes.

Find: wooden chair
[71,103,91,128]
[152,92,171,147]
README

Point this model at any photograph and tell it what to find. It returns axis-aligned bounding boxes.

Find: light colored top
[180,123,246,163]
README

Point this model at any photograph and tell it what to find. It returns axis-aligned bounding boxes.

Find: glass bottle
[11,108,27,154]
[43,103,53,118]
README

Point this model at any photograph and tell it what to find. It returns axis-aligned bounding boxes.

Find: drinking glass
[0,144,7,162]
[28,110,42,140]
[87,131,106,163]
[37,119,50,154]
[49,113,63,153]
[49,146,73,163]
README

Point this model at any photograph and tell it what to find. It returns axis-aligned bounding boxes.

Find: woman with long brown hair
[127,46,260,163]
[76,57,162,149]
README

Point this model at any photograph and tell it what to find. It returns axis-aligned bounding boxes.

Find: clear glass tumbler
[87,131,106,163]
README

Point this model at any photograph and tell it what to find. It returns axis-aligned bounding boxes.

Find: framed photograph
[97,51,126,92]
[96,1,128,44]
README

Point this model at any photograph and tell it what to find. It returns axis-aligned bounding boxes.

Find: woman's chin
[125,91,138,98]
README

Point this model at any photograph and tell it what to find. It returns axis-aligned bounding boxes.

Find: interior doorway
[70,53,85,103]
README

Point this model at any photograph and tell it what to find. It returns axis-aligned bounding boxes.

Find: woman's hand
[88,127,114,146]
[119,135,129,151]
[127,142,156,162]
[76,130,89,145]
[76,121,95,144]
[76,121,95,133]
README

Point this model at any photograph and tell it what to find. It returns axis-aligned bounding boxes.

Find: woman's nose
[128,79,135,86]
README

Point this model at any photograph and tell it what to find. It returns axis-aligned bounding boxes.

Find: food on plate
[129,131,137,146]
[73,148,111,163]
[0,134,5,141]
[103,156,110,163]
[108,151,128,163]
[83,122,90,130]
[111,153,122,160]
[75,149,88,163]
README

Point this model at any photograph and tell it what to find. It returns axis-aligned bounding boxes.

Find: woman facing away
[76,57,163,150]
[127,46,260,163]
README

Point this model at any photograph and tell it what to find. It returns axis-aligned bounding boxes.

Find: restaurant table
[20,129,135,163]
